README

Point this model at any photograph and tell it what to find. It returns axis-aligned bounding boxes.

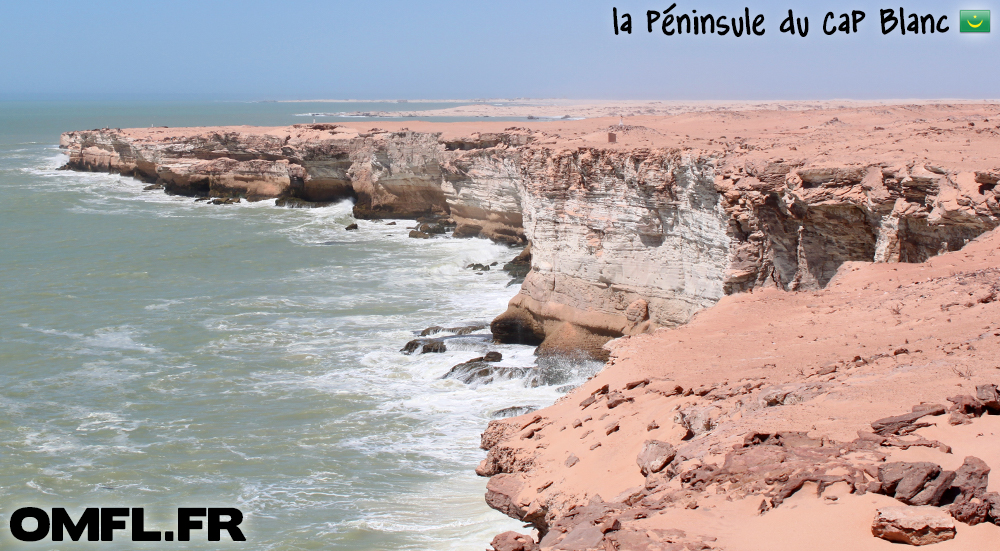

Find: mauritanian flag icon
[960,10,990,32]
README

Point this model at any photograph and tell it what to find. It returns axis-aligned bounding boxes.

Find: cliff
[61,105,1000,361]
[61,103,1000,548]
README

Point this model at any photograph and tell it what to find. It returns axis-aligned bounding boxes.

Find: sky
[0,0,996,100]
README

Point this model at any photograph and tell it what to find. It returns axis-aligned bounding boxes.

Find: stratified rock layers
[493,149,729,359]
[61,120,1000,359]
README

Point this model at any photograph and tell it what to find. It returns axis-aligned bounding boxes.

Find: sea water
[0,101,597,550]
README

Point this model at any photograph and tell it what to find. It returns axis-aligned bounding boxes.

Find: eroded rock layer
[61,105,1000,359]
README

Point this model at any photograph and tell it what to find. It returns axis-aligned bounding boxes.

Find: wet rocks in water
[443,358,531,386]
[143,184,163,191]
[421,341,446,354]
[420,325,445,336]
[418,222,447,235]
[452,223,484,239]
[400,340,422,354]
[386,221,396,225]
[408,230,431,239]
[210,197,241,205]
[491,405,538,419]
[502,244,532,281]
[400,339,446,354]
[275,197,333,208]
[466,263,491,272]
[419,323,487,337]
[345,223,358,231]
[871,506,955,546]
[452,324,487,335]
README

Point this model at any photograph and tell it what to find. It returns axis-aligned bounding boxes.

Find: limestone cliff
[60,106,1000,360]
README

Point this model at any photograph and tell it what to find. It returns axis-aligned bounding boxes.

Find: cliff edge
[60,103,1000,548]
[480,226,1000,551]
[60,105,1000,361]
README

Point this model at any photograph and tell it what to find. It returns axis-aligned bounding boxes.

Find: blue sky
[0,0,996,100]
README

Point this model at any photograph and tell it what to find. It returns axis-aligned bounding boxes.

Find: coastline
[57,101,1000,549]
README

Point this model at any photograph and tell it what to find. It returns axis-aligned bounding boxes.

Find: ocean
[0,101,597,550]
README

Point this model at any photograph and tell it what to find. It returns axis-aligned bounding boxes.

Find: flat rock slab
[871,506,956,546]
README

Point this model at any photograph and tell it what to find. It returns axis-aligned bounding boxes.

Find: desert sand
[481,227,1000,550]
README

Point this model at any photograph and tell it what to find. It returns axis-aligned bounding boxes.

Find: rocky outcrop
[872,507,956,546]
[475,228,1000,549]
[61,108,1000,360]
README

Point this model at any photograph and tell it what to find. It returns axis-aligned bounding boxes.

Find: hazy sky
[1,0,996,100]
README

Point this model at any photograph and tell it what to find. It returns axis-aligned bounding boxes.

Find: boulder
[624,299,649,325]
[345,223,358,231]
[400,340,422,354]
[878,462,941,503]
[443,360,531,386]
[408,230,430,239]
[421,341,447,354]
[977,384,1000,412]
[910,471,956,507]
[947,456,992,525]
[871,506,956,546]
[418,222,447,235]
[502,244,532,280]
[490,531,538,551]
[947,394,984,416]
[452,223,484,239]
[636,440,677,476]
[400,339,445,355]
[871,406,945,436]
[606,391,632,409]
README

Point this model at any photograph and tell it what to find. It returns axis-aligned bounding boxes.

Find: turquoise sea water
[0,102,593,550]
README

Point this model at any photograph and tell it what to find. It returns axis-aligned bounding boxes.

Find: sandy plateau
[481,228,1000,550]
[58,100,1000,549]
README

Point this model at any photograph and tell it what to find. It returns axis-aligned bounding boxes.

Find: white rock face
[61,127,1000,359]
[442,147,526,244]
[491,148,730,358]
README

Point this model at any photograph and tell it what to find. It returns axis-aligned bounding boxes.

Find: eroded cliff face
[60,114,1000,361]
[719,161,997,294]
[490,149,730,359]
